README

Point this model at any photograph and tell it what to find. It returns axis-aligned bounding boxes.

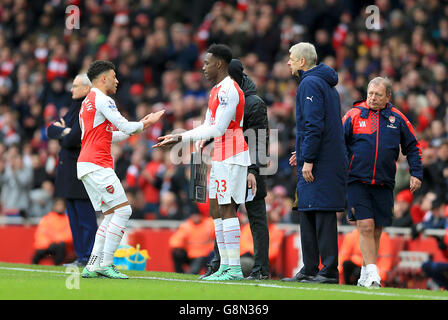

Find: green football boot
[202,264,229,280]
[81,267,101,278]
[214,266,244,281]
[96,264,129,279]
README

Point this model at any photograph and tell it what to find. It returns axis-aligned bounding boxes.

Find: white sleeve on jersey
[97,96,144,135]
[181,84,239,142]
[180,108,211,141]
[112,131,130,143]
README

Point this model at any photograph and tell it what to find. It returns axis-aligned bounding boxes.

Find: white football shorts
[209,160,248,205]
[81,167,128,212]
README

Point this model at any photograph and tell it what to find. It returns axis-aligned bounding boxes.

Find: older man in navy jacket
[342,77,422,288]
[47,74,97,267]
[282,43,347,284]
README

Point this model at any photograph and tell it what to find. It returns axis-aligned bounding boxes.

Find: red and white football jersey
[77,88,143,179]
[181,76,250,166]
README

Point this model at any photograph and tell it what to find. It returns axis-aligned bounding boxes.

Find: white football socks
[101,205,132,267]
[214,218,229,267]
[360,265,367,281]
[86,214,112,271]
[366,264,379,278]
[222,217,241,267]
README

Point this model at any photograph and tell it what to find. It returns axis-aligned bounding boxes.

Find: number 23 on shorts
[216,179,227,193]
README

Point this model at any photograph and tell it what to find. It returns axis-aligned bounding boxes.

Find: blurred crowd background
[0,0,447,234]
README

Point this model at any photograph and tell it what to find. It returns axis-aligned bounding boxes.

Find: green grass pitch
[1,262,447,300]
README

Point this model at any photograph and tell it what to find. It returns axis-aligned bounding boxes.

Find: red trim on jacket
[391,107,422,160]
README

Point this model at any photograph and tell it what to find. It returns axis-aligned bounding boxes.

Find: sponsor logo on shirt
[108,100,117,109]
[106,123,114,132]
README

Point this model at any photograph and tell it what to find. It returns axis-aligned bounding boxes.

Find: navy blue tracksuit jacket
[342,100,423,188]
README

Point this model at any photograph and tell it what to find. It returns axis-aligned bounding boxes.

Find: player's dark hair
[87,60,116,82]
[207,44,232,65]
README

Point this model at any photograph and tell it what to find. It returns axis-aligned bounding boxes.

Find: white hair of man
[77,73,92,87]
[368,76,392,97]
[289,42,318,69]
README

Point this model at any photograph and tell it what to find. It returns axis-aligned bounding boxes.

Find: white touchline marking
[132,276,448,300]
[0,266,67,274]
[1,266,447,300]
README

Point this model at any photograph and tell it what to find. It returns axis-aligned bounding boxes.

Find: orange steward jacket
[169,217,215,258]
[34,211,73,250]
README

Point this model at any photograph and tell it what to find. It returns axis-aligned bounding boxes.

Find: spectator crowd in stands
[0,0,447,243]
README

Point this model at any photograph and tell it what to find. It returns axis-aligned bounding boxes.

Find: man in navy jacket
[282,42,346,284]
[47,74,97,267]
[342,77,423,288]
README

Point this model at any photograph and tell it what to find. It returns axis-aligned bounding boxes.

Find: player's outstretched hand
[142,110,165,129]
[152,134,181,149]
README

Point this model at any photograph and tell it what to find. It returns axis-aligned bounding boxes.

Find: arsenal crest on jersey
[106,185,114,194]
[389,116,395,123]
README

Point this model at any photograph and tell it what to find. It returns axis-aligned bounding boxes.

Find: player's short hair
[207,44,232,65]
[87,60,116,82]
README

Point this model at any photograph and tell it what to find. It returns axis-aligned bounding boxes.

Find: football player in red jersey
[79,60,164,279]
[154,45,250,280]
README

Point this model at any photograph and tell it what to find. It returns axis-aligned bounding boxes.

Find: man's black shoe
[199,264,218,279]
[300,274,339,284]
[246,272,269,280]
[281,272,314,282]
